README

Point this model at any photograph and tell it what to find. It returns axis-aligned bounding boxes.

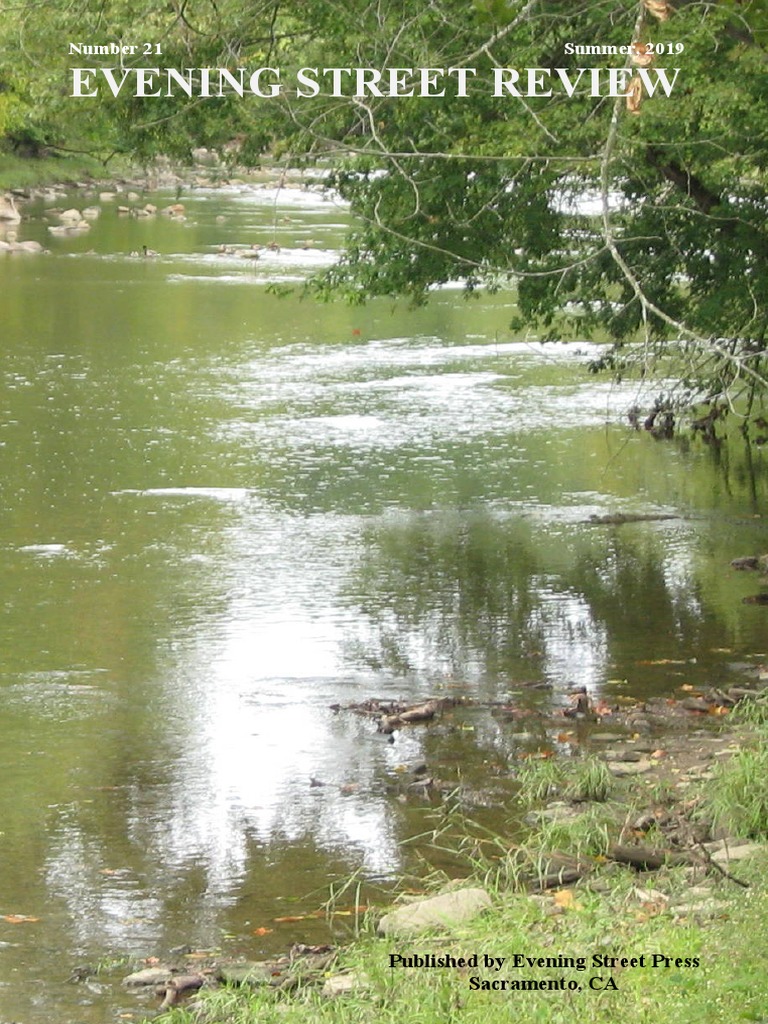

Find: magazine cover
[1,2,767,1022]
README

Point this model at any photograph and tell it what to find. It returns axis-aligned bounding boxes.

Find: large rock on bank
[377,887,492,937]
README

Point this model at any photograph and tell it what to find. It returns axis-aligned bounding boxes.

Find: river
[0,177,766,1023]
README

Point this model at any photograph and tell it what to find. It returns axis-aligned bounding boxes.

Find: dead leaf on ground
[553,889,580,910]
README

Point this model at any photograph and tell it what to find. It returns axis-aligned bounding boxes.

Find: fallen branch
[607,844,691,870]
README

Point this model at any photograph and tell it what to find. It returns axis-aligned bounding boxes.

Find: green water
[0,181,767,1023]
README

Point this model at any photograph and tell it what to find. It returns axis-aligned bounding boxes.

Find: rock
[58,208,83,224]
[710,842,765,865]
[627,715,652,733]
[12,240,45,253]
[727,688,758,701]
[607,759,654,776]
[682,767,714,781]
[605,749,642,762]
[0,195,21,222]
[524,802,582,826]
[123,967,173,987]
[672,900,730,918]
[680,697,711,712]
[731,556,760,570]
[216,961,277,987]
[322,972,369,997]
[377,887,492,937]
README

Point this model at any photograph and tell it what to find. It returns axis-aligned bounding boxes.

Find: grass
[732,691,768,727]
[515,758,566,804]
[515,756,613,806]
[145,730,768,1024]
[151,854,768,1024]
[565,758,613,804]
[695,710,768,840]
[0,150,109,190]
[703,744,768,840]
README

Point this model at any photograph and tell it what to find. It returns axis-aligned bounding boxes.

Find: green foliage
[516,756,613,806]
[146,856,768,1024]
[731,692,768,727]
[515,757,566,804]
[703,735,768,839]
[565,758,613,804]
[2,0,768,418]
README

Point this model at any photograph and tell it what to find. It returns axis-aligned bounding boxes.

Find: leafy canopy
[2,0,767,425]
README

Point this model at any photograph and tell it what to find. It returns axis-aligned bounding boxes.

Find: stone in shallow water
[122,967,172,987]
[377,887,492,937]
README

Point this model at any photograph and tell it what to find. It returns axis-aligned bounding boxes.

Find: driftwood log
[378,700,441,734]
[607,844,691,870]
[158,974,205,1009]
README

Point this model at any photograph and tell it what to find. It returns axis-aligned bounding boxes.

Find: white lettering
[296,67,320,97]
[493,67,521,96]
[448,66,476,97]
[70,68,98,96]
[638,67,680,96]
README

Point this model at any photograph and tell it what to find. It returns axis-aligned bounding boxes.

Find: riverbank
[114,696,768,1024]
[0,151,120,191]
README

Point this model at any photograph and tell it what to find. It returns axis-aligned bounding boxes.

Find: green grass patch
[516,756,614,806]
[145,735,768,1024]
[703,743,768,840]
[0,150,124,190]
[150,854,768,1024]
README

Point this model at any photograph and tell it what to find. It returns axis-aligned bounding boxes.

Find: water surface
[1,180,767,1023]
